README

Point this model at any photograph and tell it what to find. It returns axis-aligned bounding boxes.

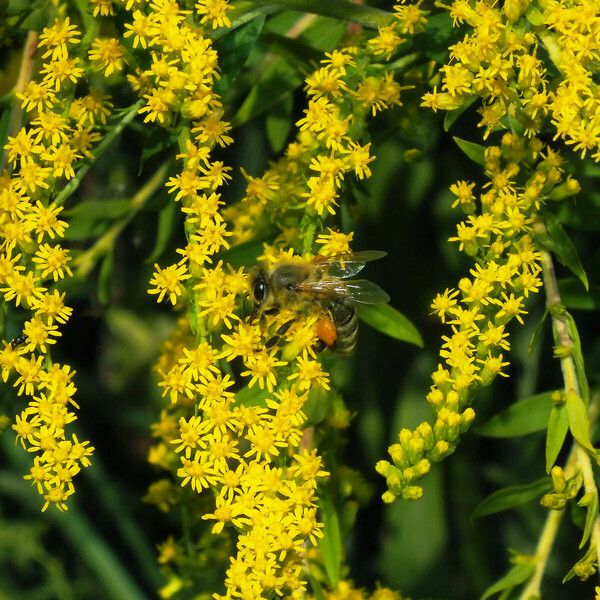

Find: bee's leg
[312,339,327,354]
[265,318,296,349]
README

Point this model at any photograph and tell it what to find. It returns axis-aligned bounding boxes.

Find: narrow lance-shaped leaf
[537,212,589,290]
[444,96,478,131]
[453,136,486,166]
[63,199,132,219]
[480,562,535,600]
[472,477,552,520]
[557,278,600,311]
[358,304,423,347]
[565,390,595,454]
[475,391,556,438]
[318,491,342,589]
[564,311,590,405]
[579,492,599,550]
[215,15,266,96]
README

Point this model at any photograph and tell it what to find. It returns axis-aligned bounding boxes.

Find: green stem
[519,448,576,599]
[230,0,394,30]
[71,160,170,278]
[54,100,145,207]
[539,246,600,568]
[520,508,565,600]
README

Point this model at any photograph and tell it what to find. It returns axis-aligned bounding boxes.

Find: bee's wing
[315,250,388,278]
[298,278,390,305]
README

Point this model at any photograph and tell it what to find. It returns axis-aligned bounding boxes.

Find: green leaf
[219,235,275,268]
[63,216,112,241]
[233,57,304,127]
[566,391,595,453]
[307,574,326,600]
[528,310,548,356]
[0,107,11,163]
[357,304,423,347]
[235,385,270,407]
[266,94,293,153]
[453,136,486,166]
[564,311,590,405]
[303,387,333,427]
[443,96,478,131]
[558,278,600,310]
[537,212,589,290]
[413,12,456,63]
[475,391,555,438]
[139,128,176,171]
[318,491,342,588]
[63,199,131,219]
[480,563,535,600]
[579,493,599,549]
[215,15,266,96]
[472,478,552,520]
[546,404,568,472]
[98,251,113,305]
[147,200,178,263]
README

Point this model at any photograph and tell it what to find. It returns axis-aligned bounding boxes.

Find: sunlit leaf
[453,136,485,166]
[303,387,334,427]
[318,491,342,588]
[472,478,552,520]
[235,385,269,407]
[565,391,595,453]
[475,392,555,438]
[358,304,423,347]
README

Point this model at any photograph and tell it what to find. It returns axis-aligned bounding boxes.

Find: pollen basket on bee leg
[316,317,337,347]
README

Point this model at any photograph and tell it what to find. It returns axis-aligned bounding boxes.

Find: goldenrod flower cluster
[126,0,333,596]
[224,2,428,245]
[423,0,600,161]
[377,134,579,501]
[1,17,107,510]
[138,0,430,596]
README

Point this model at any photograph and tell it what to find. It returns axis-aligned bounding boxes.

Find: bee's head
[249,266,269,308]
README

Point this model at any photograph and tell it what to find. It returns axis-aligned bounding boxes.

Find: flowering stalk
[1,12,121,511]
[142,0,431,596]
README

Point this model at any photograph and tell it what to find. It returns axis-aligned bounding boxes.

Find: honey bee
[249,251,390,356]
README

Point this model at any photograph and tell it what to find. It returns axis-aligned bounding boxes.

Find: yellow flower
[37,17,81,60]
[89,38,126,76]
[240,350,287,391]
[148,262,191,305]
[196,0,232,29]
[316,228,353,257]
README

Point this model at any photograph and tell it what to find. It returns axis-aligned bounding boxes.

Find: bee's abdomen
[329,301,358,357]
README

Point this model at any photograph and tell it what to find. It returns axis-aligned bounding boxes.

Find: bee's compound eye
[253,274,267,304]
